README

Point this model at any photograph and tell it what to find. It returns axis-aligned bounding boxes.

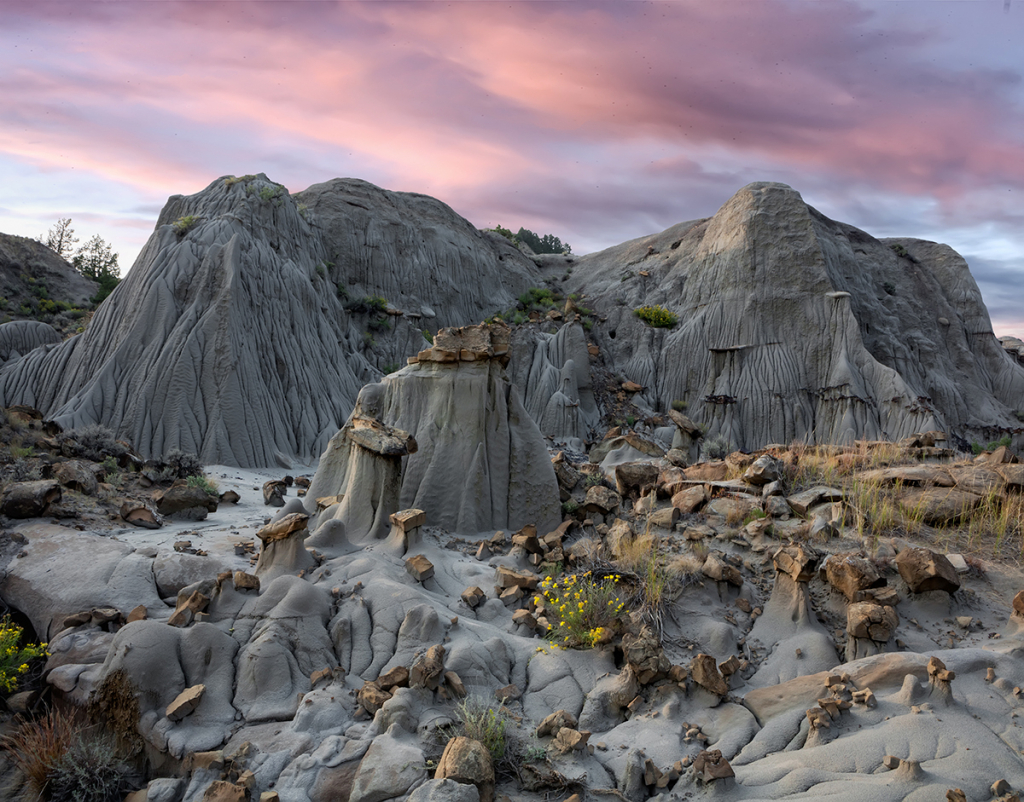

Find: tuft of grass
[186,473,219,494]
[2,708,79,797]
[671,399,687,411]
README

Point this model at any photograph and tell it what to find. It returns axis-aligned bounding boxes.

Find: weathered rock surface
[306,324,560,538]
[0,175,543,467]
[564,182,1024,450]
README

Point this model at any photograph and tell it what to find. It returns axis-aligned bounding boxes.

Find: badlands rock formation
[0,176,541,467]
[567,182,1024,451]
[305,323,561,542]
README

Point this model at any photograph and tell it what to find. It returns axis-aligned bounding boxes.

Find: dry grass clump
[2,707,79,797]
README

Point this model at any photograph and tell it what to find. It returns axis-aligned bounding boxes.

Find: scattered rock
[166,684,205,721]
[436,737,495,802]
[896,548,961,594]
[406,554,435,582]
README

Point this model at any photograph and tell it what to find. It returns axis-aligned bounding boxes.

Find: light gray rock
[408,779,480,802]
[563,181,1024,450]
[0,175,544,468]
[0,320,61,366]
[348,727,427,802]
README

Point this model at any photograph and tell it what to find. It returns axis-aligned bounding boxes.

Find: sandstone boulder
[436,737,495,802]
[895,548,960,594]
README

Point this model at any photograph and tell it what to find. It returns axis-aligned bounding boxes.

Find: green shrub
[10,445,34,459]
[889,243,909,258]
[164,448,203,479]
[315,263,326,279]
[336,283,350,302]
[382,363,401,375]
[172,215,197,236]
[47,733,139,802]
[0,615,47,692]
[423,329,433,344]
[671,399,687,411]
[346,295,389,315]
[63,424,128,462]
[561,499,579,515]
[258,184,285,201]
[634,305,678,328]
[519,287,558,309]
[1016,411,1024,423]
[882,281,896,296]
[987,435,1012,451]
[701,433,731,461]
[450,697,508,762]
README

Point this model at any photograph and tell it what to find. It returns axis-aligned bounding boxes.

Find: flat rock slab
[856,467,954,487]
[787,486,844,516]
[898,488,983,525]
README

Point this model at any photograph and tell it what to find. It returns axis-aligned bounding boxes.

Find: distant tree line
[39,218,121,304]
[488,225,572,255]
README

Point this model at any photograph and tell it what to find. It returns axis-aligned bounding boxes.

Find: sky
[1,0,1022,335]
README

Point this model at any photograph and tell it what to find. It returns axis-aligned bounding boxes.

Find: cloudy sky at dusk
[1,1,1022,334]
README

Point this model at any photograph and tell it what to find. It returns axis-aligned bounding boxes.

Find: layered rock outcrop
[567,182,1024,451]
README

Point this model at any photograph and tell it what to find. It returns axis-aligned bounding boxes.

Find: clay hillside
[0,175,1023,802]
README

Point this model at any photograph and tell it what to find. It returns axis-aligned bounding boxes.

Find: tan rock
[896,548,960,594]
[405,554,435,582]
[614,462,660,498]
[691,653,728,696]
[824,554,883,601]
[671,485,708,513]
[647,506,679,529]
[685,462,730,482]
[772,544,819,582]
[347,415,417,456]
[127,604,148,623]
[233,571,260,591]
[461,586,486,608]
[436,736,495,802]
[495,566,538,590]
[536,709,578,737]
[898,488,983,525]
[120,501,162,529]
[202,781,247,802]
[847,602,898,641]
[389,508,426,532]
[702,553,742,587]
[743,455,782,486]
[551,727,591,755]
[263,479,287,506]
[787,486,843,515]
[691,749,734,784]
[0,479,62,518]
[166,684,205,721]
[357,681,392,714]
[444,670,467,698]
[584,485,621,514]
[410,644,445,689]
[257,512,309,543]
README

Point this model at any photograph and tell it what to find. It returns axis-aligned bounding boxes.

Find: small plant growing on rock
[633,305,678,328]
[186,473,219,494]
[172,215,197,237]
[561,499,579,516]
[0,615,47,692]
[536,570,626,648]
[671,399,687,411]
